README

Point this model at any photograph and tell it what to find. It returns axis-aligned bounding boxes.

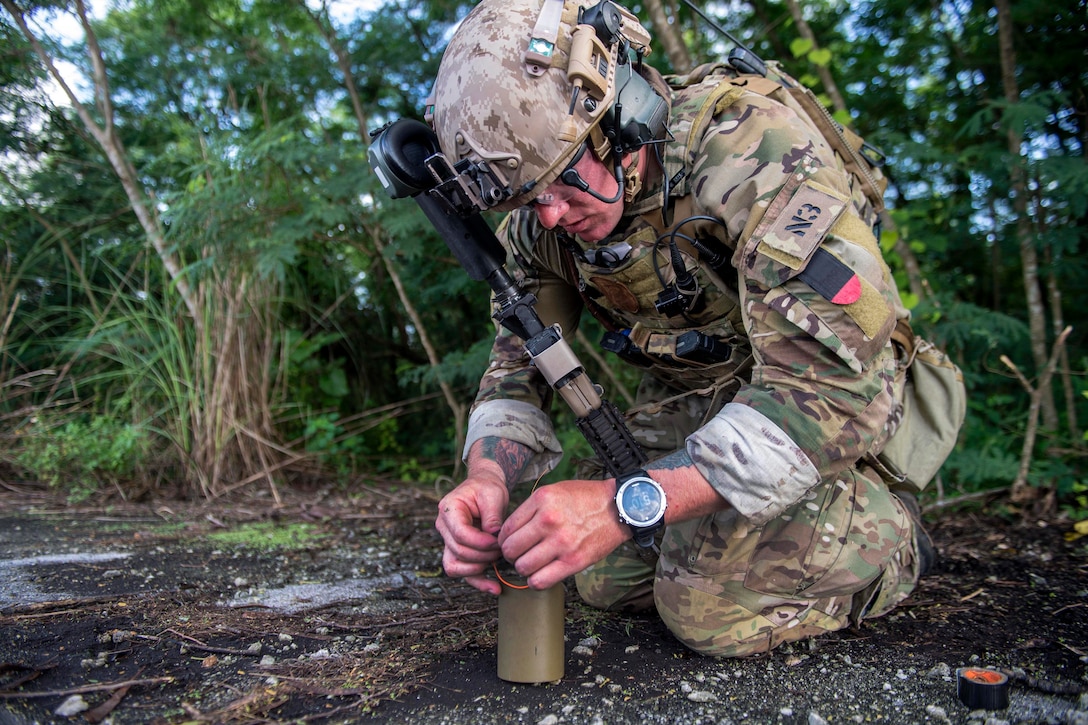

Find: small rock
[571,645,594,657]
[808,712,828,725]
[927,662,952,679]
[624,645,639,654]
[54,695,88,717]
[278,633,292,642]
[247,642,262,653]
[780,707,794,716]
[536,716,559,725]
[687,690,717,703]
[260,655,275,666]
[925,705,950,723]
[578,636,601,648]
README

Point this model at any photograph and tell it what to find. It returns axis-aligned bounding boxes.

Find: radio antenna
[681,0,767,77]
[681,0,753,55]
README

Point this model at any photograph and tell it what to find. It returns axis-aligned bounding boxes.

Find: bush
[11,416,152,501]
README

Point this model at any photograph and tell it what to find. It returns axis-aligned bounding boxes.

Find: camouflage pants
[574,374,921,657]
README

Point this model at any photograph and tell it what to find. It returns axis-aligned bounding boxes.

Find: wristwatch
[615,470,667,552]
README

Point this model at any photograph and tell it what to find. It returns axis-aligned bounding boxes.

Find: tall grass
[76,263,293,499]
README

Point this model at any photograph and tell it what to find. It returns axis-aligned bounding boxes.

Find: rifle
[367,118,646,478]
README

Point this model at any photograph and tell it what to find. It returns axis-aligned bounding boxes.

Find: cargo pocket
[743,469,905,600]
[743,475,855,598]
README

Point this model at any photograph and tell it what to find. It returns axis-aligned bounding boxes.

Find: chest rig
[554,60,890,393]
[556,64,755,392]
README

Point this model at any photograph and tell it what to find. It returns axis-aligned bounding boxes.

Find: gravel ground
[0,485,1086,724]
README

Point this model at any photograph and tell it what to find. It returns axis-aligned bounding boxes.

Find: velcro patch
[798,248,861,305]
[757,182,849,270]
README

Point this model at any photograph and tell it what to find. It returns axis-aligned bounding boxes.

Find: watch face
[618,479,664,526]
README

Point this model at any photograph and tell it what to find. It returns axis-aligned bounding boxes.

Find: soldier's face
[531,151,625,243]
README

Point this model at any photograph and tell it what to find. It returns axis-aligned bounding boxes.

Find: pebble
[687,690,717,703]
[925,705,950,723]
[927,662,952,679]
[54,695,88,717]
[536,715,558,725]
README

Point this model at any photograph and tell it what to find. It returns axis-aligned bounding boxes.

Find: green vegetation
[0,0,1084,514]
[207,522,328,551]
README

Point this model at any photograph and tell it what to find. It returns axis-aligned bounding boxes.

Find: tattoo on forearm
[652,449,694,472]
[476,437,533,484]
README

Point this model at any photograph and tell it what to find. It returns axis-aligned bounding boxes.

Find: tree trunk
[0,0,202,332]
[299,0,468,476]
[642,0,693,73]
[995,0,1058,432]
[781,0,847,113]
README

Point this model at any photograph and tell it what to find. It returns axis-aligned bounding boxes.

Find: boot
[894,490,936,579]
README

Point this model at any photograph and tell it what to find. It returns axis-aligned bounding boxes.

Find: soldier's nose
[533,201,567,230]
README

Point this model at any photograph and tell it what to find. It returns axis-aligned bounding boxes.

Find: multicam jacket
[463,62,909,526]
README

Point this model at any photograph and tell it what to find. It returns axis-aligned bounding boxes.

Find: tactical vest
[511,61,890,393]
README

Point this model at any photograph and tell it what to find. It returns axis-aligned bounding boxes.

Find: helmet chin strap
[559,143,627,205]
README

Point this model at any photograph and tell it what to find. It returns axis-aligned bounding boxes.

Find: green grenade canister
[496,580,565,683]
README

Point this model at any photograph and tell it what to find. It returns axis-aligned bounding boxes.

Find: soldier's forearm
[467,436,535,489]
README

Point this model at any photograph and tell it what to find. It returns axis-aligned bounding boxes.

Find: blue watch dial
[619,479,664,525]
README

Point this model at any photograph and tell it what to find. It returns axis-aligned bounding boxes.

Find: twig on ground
[0,676,174,698]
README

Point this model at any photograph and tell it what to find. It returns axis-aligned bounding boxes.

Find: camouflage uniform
[461,62,922,657]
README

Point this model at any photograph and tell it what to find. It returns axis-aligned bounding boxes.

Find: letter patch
[756,182,848,271]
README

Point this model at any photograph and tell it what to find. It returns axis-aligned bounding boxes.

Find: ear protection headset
[552,0,669,203]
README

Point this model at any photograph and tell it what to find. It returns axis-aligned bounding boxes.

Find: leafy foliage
[0,0,1085,511]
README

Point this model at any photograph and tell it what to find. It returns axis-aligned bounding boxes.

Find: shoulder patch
[758,182,848,269]
[742,178,850,289]
[798,248,861,305]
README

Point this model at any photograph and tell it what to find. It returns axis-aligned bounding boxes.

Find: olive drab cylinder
[496,582,566,683]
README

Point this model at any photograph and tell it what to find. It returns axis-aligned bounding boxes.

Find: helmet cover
[430,0,653,212]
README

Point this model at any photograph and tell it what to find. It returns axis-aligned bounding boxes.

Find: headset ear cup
[608,70,669,153]
[380,119,441,192]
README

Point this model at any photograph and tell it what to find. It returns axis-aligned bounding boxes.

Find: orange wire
[491,470,547,590]
[493,562,529,589]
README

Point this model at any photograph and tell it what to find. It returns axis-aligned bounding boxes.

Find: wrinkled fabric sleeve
[461,210,586,484]
[684,91,899,525]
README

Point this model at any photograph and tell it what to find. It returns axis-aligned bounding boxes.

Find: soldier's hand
[498,479,629,590]
[435,473,509,596]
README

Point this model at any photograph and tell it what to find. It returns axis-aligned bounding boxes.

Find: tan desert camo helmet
[428,0,654,213]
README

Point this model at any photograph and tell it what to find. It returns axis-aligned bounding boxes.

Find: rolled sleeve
[686,402,821,526]
[463,399,564,484]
